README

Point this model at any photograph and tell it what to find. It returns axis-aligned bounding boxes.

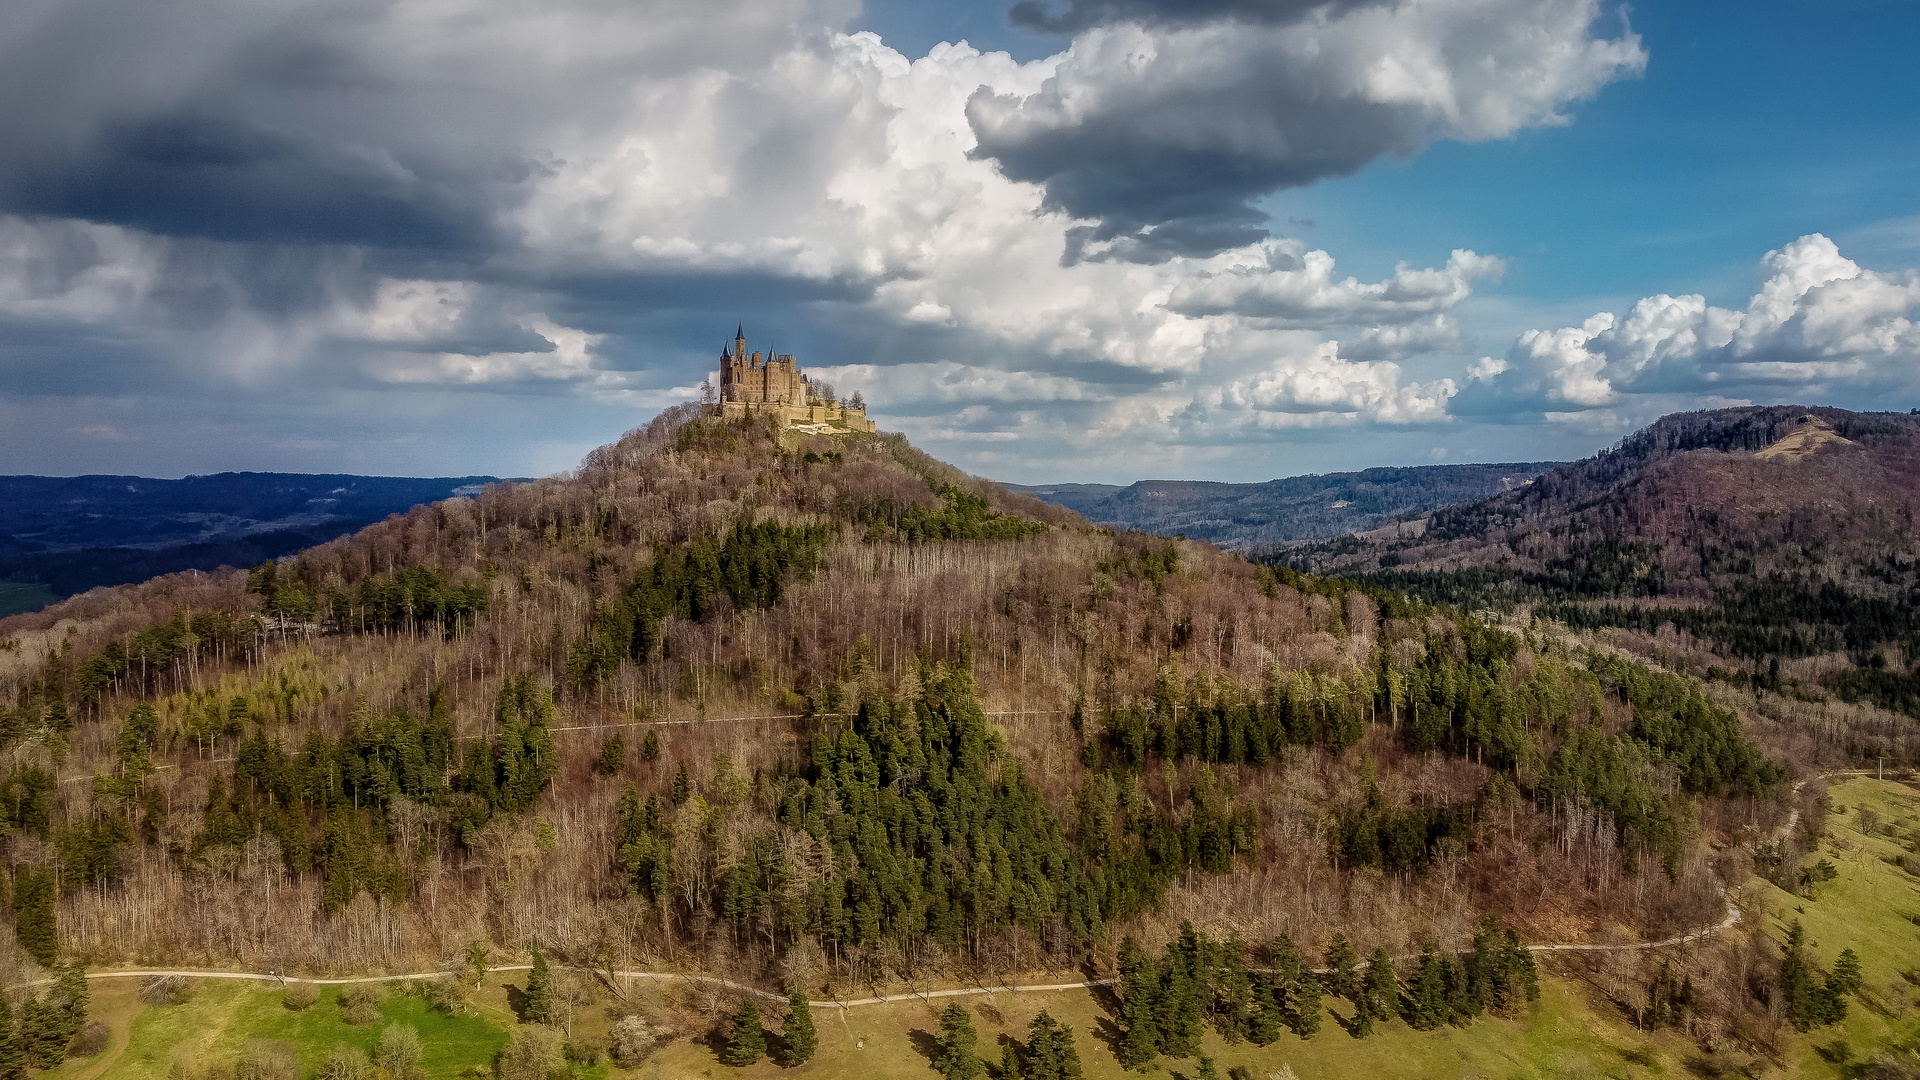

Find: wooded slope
[0,409,1788,1021]
[1286,407,1920,726]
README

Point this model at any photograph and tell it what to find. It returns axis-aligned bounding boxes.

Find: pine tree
[1248,983,1283,1047]
[1409,947,1448,1030]
[933,1002,983,1080]
[722,1000,766,1066]
[1505,930,1540,1004]
[1024,1010,1081,1080]
[1353,984,1375,1037]
[1292,970,1323,1038]
[1325,934,1359,1000]
[522,946,553,1025]
[50,962,88,1048]
[782,991,817,1065]
[12,869,55,966]
[0,994,22,1080]
[671,762,692,806]
[1116,938,1160,1070]
[642,729,662,762]
[1366,948,1397,1023]
[1155,950,1204,1058]
[15,995,54,1070]
[594,733,626,775]
[1000,1040,1024,1080]
[1195,1057,1221,1080]
[1830,949,1863,996]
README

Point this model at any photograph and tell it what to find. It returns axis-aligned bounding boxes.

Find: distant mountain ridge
[1006,462,1561,549]
[0,472,508,612]
[1284,405,1920,717]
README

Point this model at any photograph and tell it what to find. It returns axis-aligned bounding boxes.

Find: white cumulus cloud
[1462,234,1920,415]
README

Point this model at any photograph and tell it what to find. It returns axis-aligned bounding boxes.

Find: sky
[1,0,1916,484]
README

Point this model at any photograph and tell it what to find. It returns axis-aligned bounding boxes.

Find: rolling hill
[1284,406,1920,719]
[1006,462,1560,550]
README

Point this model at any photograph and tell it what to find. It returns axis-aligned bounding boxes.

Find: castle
[712,326,875,433]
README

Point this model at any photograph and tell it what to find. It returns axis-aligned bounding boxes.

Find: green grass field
[61,981,509,1080]
[647,974,1705,1080]
[1743,776,1920,1078]
[47,777,1920,1080]
[0,580,57,618]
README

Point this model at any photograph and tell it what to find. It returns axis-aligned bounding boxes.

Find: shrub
[317,1044,371,1080]
[376,1024,424,1079]
[237,1039,300,1080]
[71,1020,110,1057]
[495,1026,565,1080]
[340,984,383,1026]
[609,1015,661,1066]
[140,975,195,1006]
[425,976,465,1015]
[283,983,319,1011]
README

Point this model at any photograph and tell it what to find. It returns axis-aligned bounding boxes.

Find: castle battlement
[711,325,875,433]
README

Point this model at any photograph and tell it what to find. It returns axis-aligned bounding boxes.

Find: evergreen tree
[1291,969,1323,1038]
[12,869,55,966]
[1352,984,1375,1037]
[933,1002,983,1080]
[1830,948,1863,996]
[50,962,88,1048]
[594,733,626,775]
[1000,1040,1024,1080]
[1025,1010,1081,1080]
[1780,921,1827,1031]
[1116,938,1161,1069]
[15,995,57,1070]
[1248,981,1283,1047]
[1365,948,1397,1023]
[1505,930,1540,1005]
[642,729,662,762]
[782,991,817,1066]
[722,1000,766,1067]
[0,994,22,1080]
[1155,949,1204,1057]
[522,947,553,1025]
[1325,934,1359,1000]
[671,762,692,806]
[1195,1057,1221,1080]
[1408,947,1448,1030]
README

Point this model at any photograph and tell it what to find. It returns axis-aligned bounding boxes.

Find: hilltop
[1285,406,1920,724]
[0,406,1824,1070]
[1007,462,1560,550]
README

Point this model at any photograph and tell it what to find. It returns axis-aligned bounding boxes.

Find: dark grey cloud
[970,0,1644,262]
[5,111,495,251]
[1009,0,1374,35]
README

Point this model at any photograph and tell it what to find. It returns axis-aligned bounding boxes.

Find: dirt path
[50,772,1870,1011]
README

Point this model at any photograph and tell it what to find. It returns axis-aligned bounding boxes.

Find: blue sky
[1,0,1916,482]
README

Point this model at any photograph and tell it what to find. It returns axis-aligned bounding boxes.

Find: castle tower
[735,324,747,362]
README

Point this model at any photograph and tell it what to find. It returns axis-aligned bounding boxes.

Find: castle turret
[734,325,747,361]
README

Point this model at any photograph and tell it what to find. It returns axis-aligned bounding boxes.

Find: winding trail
[49,772,1869,1011]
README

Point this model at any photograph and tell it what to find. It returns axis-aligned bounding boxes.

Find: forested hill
[1006,461,1559,549]
[0,406,1796,1049]
[1284,406,1920,720]
[0,472,505,612]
